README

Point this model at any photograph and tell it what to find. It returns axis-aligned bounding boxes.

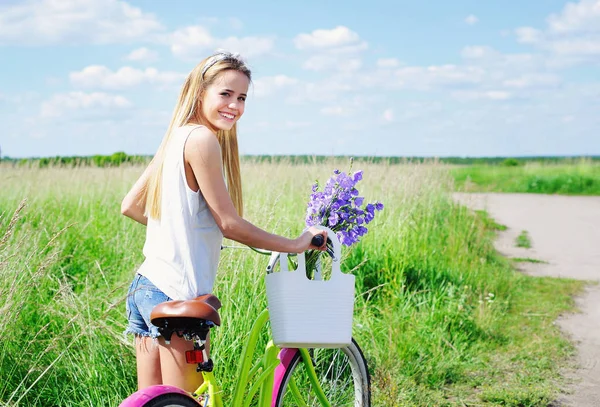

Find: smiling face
[199,69,250,133]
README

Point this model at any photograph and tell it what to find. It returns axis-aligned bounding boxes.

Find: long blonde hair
[144,52,250,220]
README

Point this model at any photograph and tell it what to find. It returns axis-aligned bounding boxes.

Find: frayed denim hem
[123,327,161,339]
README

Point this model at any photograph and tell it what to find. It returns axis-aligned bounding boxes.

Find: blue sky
[1,0,599,158]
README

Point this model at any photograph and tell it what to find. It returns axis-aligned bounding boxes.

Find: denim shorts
[125,273,172,338]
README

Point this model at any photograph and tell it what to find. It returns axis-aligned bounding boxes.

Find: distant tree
[502,158,521,167]
[110,151,129,166]
[92,155,107,167]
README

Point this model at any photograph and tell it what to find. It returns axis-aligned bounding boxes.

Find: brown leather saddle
[150,294,222,342]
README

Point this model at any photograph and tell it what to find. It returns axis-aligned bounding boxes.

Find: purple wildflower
[305,166,384,247]
[328,212,338,227]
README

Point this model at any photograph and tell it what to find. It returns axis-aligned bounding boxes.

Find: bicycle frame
[192,308,331,407]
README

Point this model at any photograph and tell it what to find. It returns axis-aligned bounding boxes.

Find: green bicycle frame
[190,308,332,407]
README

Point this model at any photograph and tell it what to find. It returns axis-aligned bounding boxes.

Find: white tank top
[137,125,223,300]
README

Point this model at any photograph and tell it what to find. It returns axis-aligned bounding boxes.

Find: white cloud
[274,37,564,111]
[69,66,185,90]
[41,92,132,118]
[320,106,351,116]
[515,27,543,44]
[547,0,600,33]
[382,109,394,122]
[0,0,164,45]
[448,47,563,96]
[324,41,369,54]
[125,47,159,62]
[252,75,299,97]
[486,91,513,100]
[302,55,362,72]
[465,15,479,25]
[215,36,275,58]
[502,73,561,88]
[514,0,600,60]
[461,45,497,59]
[168,25,213,56]
[195,16,244,30]
[452,90,512,101]
[294,26,365,50]
[284,81,350,105]
[377,58,401,68]
[286,51,549,107]
[168,25,275,59]
[295,26,367,73]
[549,38,600,55]
[460,45,558,78]
[394,65,486,90]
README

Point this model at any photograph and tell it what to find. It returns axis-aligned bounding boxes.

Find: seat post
[188,335,214,373]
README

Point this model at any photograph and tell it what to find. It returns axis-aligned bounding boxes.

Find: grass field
[0,160,586,406]
[451,159,600,195]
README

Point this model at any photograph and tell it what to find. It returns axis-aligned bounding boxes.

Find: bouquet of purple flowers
[303,164,384,277]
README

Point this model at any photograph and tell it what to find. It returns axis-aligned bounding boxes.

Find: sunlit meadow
[0,160,584,406]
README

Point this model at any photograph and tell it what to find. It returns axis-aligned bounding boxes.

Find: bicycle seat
[150,294,222,326]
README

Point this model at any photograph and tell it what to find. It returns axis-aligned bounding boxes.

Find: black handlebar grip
[311,234,325,247]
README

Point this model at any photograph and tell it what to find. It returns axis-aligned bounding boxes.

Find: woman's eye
[238,97,246,102]
[220,92,230,97]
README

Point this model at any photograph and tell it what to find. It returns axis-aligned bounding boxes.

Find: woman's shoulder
[186,125,219,146]
[183,125,221,162]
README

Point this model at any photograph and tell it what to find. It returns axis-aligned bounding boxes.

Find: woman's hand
[295,226,328,253]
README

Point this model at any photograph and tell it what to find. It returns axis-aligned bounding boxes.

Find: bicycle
[119,227,371,407]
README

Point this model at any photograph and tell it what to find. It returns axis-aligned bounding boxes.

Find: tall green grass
[0,161,583,406]
[451,159,600,195]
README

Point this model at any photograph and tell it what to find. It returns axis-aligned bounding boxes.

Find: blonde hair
[144,52,250,220]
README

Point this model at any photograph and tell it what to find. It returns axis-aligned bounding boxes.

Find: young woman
[121,51,326,392]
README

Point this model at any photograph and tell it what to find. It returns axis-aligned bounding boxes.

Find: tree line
[1,152,598,168]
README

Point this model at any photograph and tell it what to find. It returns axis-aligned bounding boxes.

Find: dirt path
[453,193,600,407]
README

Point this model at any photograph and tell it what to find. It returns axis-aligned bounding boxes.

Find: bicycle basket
[265,226,355,348]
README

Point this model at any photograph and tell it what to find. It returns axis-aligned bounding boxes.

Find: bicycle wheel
[274,338,371,407]
[142,392,201,407]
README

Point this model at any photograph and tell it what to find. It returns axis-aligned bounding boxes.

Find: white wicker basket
[265,226,355,348]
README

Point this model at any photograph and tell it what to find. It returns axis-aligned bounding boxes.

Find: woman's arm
[185,128,324,253]
[121,163,153,226]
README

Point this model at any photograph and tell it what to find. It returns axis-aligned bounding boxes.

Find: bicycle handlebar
[311,234,325,248]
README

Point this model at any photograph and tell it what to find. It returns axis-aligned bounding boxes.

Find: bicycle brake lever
[266,251,280,274]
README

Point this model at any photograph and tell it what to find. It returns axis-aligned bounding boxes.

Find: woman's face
[200,69,250,132]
